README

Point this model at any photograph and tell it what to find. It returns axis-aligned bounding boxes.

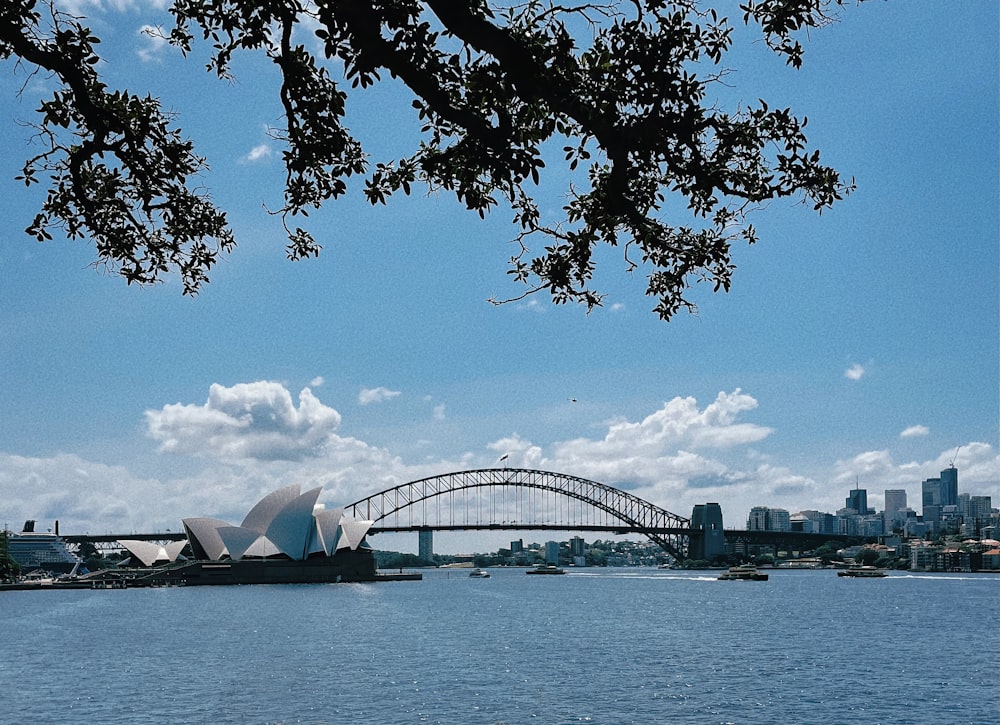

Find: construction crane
[949,445,961,468]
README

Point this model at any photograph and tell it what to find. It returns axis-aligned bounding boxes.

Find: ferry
[526,564,565,575]
[468,568,491,578]
[718,565,768,581]
[837,565,887,578]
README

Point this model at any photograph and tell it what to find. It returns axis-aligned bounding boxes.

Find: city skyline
[0,1,997,553]
[744,463,996,535]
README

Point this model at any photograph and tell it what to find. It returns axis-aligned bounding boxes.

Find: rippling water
[2,568,997,724]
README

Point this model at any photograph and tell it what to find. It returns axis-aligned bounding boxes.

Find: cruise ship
[5,521,83,575]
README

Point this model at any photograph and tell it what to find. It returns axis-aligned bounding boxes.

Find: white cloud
[900,425,930,438]
[145,381,343,461]
[358,386,402,405]
[844,363,865,381]
[137,24,168,62]
[432,404,446,420]
[487,433,544,469]
[241,144,272,164]
[552,390,772,462]
[310,376,325,388]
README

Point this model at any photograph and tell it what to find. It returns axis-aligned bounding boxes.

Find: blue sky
[0,1,996,552]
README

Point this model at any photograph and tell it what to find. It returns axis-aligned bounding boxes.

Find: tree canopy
[1,0,852,319]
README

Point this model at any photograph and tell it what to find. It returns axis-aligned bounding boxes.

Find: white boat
[718,565,768,581]
[838,565,887,578]
[468,568,490,578]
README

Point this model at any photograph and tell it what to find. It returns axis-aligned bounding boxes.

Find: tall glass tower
[939,466,958,507]
[846,487,869,514]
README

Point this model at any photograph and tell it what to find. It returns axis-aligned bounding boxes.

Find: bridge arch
[344,468,692,560]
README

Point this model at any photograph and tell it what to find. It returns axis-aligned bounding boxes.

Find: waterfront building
[746,506,789,532]
[769,509,791,532]
[910,541,938,571]
[935,547,979,572]
[789,513,813,533]
[794,510,838,535]
[983,548,1000,570]
[747,506,769,531]
[970,496,993,526]
[837,509,883,537]
[544,540,560,564]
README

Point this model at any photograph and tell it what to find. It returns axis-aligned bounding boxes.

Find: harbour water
[2,568,997,724]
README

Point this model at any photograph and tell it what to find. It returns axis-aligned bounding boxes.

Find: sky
[0,1,997,554]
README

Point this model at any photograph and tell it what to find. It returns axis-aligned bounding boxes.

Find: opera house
[118,484,380,585]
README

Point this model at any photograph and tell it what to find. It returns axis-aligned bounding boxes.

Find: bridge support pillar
[418,528,433,563]
[689,503,725,561]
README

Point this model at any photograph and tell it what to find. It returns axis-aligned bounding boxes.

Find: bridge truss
[345,468,693,560]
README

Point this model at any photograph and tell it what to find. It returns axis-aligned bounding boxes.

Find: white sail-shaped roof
[314,507,345,556]
[216,526,263,561]
[164,540,188,561]
[180,485,373,562]
[242,536,283,559]
[305,508,326,557]
[182,517,231,561]
[338,519,374,551]
[266,487,322,561]
[119,540,174,567]
[241,483,301,534]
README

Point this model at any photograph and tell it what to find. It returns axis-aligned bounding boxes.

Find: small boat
[468,568,490,578]
[718,565,768,581]
[838,565,887,578]
[526,564,565,575]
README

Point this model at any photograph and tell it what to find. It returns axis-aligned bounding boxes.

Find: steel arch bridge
[344,468,694,561]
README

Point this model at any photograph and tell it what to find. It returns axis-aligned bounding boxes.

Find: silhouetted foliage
[2,0,853,318]
[0,531,21,581]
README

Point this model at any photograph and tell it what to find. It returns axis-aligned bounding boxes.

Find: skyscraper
[884,489,907,530]
[940,466,958,507]
[846,487,869,515]
[923,467,959,521]
[922,477,942,509]
[884,489,907,514]
[747,506,769,530]
[970,496,993,525]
